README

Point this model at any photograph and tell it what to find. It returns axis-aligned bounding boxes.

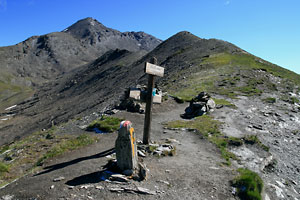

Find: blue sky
[0,0,299,74]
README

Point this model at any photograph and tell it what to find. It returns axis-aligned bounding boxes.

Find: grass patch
[232,168,263,200]
[36,134,95,166]
[0,162,9,174]
[262,97,276,104]
[0,145,9,154]
[164,52,300,103]
[213,98,237,108]
[244,135,269,151]
[87,116,124,132]
[0,126,97,186]
[166,115,237,165]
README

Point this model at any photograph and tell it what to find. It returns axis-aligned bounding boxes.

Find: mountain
[0,28,300,200]
[2,30,299,146]
[0,17,161,111]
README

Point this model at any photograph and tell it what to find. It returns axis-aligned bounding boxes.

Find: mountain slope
[1,31,300,145]
[0,17,161,111]
[0,31,300,200]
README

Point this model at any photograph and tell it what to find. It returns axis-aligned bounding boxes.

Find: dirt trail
[0,100,237,200]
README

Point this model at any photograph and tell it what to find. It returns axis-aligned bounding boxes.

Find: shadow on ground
[35,148,115,176]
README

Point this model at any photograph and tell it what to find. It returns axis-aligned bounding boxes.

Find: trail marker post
[116,120,137,174]
[143,57,164,144]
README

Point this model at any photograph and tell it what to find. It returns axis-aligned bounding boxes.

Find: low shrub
[232,168,263,200]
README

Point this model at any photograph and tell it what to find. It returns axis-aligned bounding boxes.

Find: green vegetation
[0,145,9,154]
[0,162,9,175]
[280,95,299,104]
[87,116,124,132]
[0,75,34,111]
[167,115,220,136]
[232,168,263,200]
[244,135,269,152]
[165,52,300,102]
[213,98,237,108]
[0,126,97,187]
[290,97,300,104]
[166,115,236,165]
[166,116,269,165]
[36,134,95,166]
[201,53,300,86]
[262,97,276,104]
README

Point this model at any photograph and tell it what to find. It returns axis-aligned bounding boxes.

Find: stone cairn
[181,92,216,119]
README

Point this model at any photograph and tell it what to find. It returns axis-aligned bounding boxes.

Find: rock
[96,185,104,190]
[137,150,146,157]
[136,187,156,195]
[109,174,129,182]
[138,163,148,181]
[276,180,285,188]
[158,180,170,185]
[264,194,271,200]
[268,183,285,198]
[207,99,216,109]
[53,176,65,182]
[1,195,14,200]
[108,187,124,193]
[80,184,94,189]
[291,180,298,185]
[50,185,55,189]
[166,138,180,143]
[253,124,263,130]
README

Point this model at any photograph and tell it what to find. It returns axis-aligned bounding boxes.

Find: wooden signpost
[143,57,164,144]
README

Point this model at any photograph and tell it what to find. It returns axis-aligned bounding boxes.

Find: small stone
[109,174,129,182]
[1,195,14,200]
[138,163,148,181]
[67,186,74,189]
[291,180,298,185]
[50,185,55,189]
[80,184,94,189]
[53,176,65,182]
[158,180,170,185]
[109,187,124,193]
[136,187,156,195]
[96,185,104,190]
[166,138,179,143]
[138,150,146,157]
[165,170,170,173]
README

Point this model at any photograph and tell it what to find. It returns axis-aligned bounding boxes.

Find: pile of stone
[181,92,215,119]
[118,85,162,113]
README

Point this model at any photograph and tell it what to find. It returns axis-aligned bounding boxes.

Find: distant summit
[64,17,161,52]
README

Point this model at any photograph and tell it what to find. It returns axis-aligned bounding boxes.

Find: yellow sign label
[130,127,135,157]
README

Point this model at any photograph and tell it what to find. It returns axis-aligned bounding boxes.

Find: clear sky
[0,0,299,74]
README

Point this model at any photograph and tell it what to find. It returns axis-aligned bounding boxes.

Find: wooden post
[143,57,157,144]
[116,121,138,175]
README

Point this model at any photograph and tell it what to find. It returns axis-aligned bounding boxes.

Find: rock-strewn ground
[0,100,238,200]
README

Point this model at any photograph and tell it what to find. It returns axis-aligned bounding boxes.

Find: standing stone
[116,121,138,175]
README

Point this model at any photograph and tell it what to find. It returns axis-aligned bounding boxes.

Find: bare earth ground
[0,100,238,200]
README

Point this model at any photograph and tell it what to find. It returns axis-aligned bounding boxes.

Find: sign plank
[145,62,164,77]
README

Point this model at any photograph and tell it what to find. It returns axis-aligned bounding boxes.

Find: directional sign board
[145,62,164,77]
